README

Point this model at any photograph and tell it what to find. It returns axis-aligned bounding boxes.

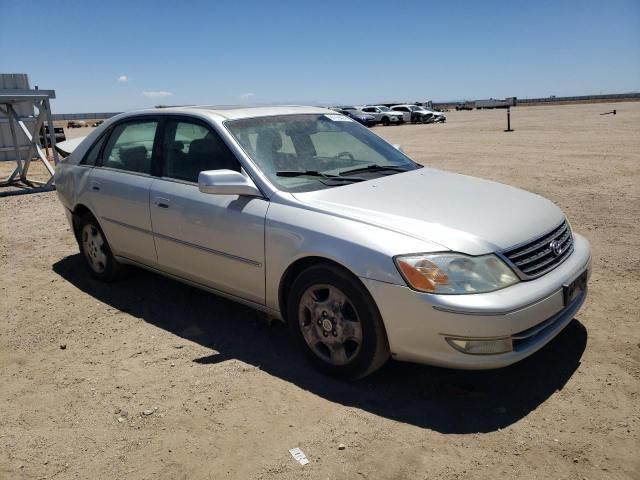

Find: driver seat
[255,129,284,173]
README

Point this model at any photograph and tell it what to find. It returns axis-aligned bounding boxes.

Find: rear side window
[101,121,158,174]
[81,134,107,166]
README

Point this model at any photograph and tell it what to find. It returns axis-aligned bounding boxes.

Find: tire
[287,263,390,379]
[381,116,390,126]
[76,213,127,281]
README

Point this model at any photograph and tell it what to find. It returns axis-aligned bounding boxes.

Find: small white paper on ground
[289,447,309,465]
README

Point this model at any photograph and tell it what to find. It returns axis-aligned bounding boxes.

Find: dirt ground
[1,102,638,479]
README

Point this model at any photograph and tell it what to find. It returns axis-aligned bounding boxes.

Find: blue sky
[2,0,639,113]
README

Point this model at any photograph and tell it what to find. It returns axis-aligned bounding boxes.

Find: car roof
[116,105,331,122]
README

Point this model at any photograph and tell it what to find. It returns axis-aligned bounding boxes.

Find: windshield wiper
[276,170,365,182]
[339,164,415,175]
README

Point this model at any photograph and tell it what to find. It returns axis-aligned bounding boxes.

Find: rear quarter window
[81,134,107,166]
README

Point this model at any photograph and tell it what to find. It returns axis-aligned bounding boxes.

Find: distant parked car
[39,125,66,145]
[92,120,104,128]
[456,102,474,111]
[391,105,435,124]
[331,108,377,127]
[425,108,447,123]
[67,120,87,128]
[336,106,359,112]
[359,106,404,126]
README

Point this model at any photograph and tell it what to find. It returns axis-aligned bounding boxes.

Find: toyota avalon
[54,106,591,379]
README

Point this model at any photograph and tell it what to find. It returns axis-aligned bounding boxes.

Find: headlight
[394,253,519,294]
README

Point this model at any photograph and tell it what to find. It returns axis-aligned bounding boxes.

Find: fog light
[446,337,513,355]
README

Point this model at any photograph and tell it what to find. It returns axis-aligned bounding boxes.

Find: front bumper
[361,233,591,369]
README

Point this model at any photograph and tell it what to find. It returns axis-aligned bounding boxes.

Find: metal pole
[504,106,514,132]
[45,97,60,166]
[40,101,50,159]
[0,104,21,185]
[7,104,25,181]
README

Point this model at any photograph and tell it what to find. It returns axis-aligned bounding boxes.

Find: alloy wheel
[297,284,363,366]
[81,224,108,273]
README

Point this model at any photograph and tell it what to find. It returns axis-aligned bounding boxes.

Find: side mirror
[392,144,404,153]
[198,170,262,197]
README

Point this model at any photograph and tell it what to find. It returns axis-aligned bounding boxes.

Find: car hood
[292,168,564,255]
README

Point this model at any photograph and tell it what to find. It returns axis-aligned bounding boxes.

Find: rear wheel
[76,213,127,281]
[287,264,390,379]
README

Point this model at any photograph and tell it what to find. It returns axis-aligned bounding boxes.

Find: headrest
[256,129,282,153]
[119,145,147,162]
[189,138,219,157]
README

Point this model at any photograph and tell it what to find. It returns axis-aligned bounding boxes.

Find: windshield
[225,114,418,192]
[377,106,391,112]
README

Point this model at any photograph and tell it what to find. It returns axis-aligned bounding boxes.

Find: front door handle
[90,181,100,191]
[154,197,170,209]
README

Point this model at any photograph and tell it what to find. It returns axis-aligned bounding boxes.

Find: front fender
[264,200,443,312]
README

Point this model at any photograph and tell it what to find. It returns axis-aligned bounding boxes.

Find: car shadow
[52,254,588,434]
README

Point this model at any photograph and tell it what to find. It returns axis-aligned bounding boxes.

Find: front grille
[500,220,574,279]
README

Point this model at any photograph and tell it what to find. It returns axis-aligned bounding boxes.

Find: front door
[149,117,268,304]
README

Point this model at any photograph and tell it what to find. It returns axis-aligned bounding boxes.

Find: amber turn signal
[397,258,449,293]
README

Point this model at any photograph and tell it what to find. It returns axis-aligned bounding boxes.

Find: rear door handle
[90,181,100,191]
[154,197,170,209]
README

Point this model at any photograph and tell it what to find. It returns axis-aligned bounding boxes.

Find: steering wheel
[336,151,354,161]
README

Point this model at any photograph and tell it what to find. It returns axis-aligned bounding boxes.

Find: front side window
[161,119,240,183]
[226,114,418,192]
[101,120,158,174]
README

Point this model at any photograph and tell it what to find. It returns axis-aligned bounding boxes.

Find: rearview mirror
[198,170,262,197]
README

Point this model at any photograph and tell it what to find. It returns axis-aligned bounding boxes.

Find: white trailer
[475,97,516,109]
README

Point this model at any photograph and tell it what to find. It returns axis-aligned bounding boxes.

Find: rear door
[88,118,159,265]
[149,116,268,303]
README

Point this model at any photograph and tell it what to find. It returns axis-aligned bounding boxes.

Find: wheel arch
[70,203,97,242]
[278,256,363,323]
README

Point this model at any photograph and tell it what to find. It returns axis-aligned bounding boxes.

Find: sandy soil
[1,102,639,479]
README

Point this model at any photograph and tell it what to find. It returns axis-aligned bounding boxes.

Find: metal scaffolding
[0,88,60,189]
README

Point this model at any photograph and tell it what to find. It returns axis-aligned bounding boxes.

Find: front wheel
[381,116,390,126]
[287,264,390,379]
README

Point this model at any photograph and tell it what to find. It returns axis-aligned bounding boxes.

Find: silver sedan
[54,106,591,379]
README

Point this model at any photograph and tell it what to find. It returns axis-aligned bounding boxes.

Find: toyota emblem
[549,239,563,256]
